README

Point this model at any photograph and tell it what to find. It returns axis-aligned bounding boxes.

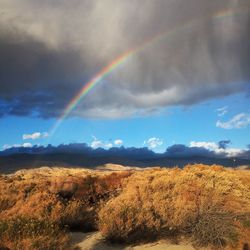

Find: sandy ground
[70,232,210,250]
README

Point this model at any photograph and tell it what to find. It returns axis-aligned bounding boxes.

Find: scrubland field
[0,164,250,250]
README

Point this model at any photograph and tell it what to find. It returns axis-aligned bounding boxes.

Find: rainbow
[50,7,248,136]
[50,49,136,135]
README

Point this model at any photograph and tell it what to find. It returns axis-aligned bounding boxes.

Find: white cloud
[23,132,49,140]
[190,141,244,157]
[216,113,250,129]
[3,143,32,150]
[144,137,163,149]
[23,132,41,140]
[190,141,218,151]
[90,137,103,149]
[216,106,228,117]
[90,136,113,149]
[114,139,123,146]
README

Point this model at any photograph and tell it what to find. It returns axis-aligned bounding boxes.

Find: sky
[0,0,249,155]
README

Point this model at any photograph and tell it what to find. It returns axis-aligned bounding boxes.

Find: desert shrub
[0,216,70,250]
[72,171,132,202]
[192,211,238,247]
[1,165,250,249]
[0,169,130,228]
[0,198,16,211]
[0,168,132,248]
[99,200,162,242]
[243,219,250,228]
[98,165,250,247]
[50,199,95,231]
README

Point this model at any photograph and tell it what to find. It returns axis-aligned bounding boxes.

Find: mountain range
[0,143,250,174]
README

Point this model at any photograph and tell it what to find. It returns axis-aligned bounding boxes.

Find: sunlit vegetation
[0,167,131,249]
[0,165,249,249]
[0,216,69,250]
[99,165,250,249]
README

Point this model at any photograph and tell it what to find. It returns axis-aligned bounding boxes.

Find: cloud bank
[190,141,243,158]
[1,142,249,160]
[0,0,249,119]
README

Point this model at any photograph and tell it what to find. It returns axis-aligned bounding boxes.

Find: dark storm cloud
[165,144,215,158]
[0,27,89,117]
[0,0,249,118]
